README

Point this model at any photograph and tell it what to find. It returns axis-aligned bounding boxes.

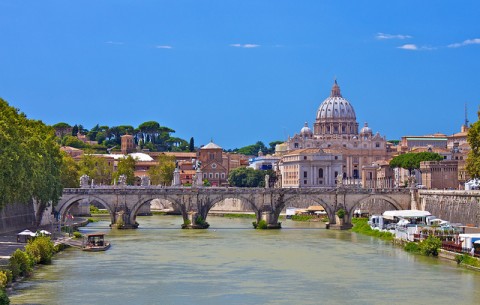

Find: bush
[404,242,420,253]
[25,236,55,265]
[9,249,33,279]
[455,254,480,267]
[256,220,268,230]
[0,289,9,305]
[0,271,7,289]
[0,271,11,286]
[419,236,442,256]
[73,232,83,239]
[336,209,346,219]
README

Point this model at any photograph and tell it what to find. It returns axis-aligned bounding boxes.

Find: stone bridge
[57,186,413,230]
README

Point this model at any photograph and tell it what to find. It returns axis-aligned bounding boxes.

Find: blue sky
[1,0,479,149]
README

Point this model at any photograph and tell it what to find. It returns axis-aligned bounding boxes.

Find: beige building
[420,160,459,189]
[280,148,343,187]
[279,80,393,186]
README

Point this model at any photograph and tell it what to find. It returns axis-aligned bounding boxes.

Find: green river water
[9,215,480,305]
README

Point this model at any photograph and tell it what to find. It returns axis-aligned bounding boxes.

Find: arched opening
[130,196,182,228]
[352,196,402,219]
[205,196,258,228]
[57,196,115,230]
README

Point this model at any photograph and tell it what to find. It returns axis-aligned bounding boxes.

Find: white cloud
[105,41,124,45]
[155,45,173,49]
[376,33,412,40]
[397,44,418,50]
[229,43,260,48]
[448,38,480,48]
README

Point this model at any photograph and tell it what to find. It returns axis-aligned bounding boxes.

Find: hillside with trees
[53,120,191,153]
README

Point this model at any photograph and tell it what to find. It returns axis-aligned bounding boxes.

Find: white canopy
[17,230,35,236]
[36,230,51,236]
[382,210,431,220]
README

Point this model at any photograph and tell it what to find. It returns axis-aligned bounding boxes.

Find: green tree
[71,124,79,136]
[60,152,80,188]
[389,152,443,175]
[189,137,195,152]
[113,155,136,185]
[78,154,113,185]
[52,122,72,138]
[148,154,175,186]
[228,167,266,187]
[61,135,86,148]
[0,98,63,225]
[236,141,268,156]
[466,110,480,178]
[268,141,283,154]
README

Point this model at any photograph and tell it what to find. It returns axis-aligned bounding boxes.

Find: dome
[360,122,372,135]
[313,80,359,136]
[300,122,313,136]
[316,80,356,121]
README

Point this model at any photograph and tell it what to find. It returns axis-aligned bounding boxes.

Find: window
[294,143,299,148]
[304,171,307,178]
[304,180,307,185]
[211,163,217,169]
[215,173,219,178]
[318,168,324,178]
[304,156,307,160]
[334,171,338,184]
[375,142,380,148]
[334,156,338,160]
[221,173,225,179]
[203,173,207,178]
[209,173,213,178]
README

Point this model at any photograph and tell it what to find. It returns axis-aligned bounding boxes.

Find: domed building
[279,80,393,187]
[314,80,358,137]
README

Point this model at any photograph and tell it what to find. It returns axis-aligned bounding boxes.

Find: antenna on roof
[465,103,469,127]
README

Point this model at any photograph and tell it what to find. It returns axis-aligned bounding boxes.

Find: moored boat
[82,233,110,252]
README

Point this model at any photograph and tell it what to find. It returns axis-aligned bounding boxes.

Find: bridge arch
[58,195,115,224]
[350,194,404,219]
[200,194,260,225]
[129,195,184,226]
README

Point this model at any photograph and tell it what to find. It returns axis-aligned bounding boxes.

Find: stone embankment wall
[419,190,480,226]
[0,202,36,233]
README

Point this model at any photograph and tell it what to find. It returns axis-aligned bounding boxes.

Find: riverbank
[350,217,480,271]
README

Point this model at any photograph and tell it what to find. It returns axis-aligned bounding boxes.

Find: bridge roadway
[58,186,413,230]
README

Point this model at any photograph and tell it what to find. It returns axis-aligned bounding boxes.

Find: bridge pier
[328,215,353,230]
[253,206,281,229]
[181,211,210,229]
[111,209,139,229]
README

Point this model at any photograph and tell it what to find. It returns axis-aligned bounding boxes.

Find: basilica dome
[316,80,356,121]
[313,80,359,136]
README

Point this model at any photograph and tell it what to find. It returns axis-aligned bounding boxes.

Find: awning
[17,230,35,236]
[382,210,431,220]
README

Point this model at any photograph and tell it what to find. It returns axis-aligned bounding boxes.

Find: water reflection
[10,215,480,305]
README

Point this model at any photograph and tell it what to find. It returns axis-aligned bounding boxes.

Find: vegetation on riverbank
[0,236,62,304]
[351,218,394,241]
[221,213,256,219]
[404,236,442,256]
[455,254,480,268]
[90,205,109,214]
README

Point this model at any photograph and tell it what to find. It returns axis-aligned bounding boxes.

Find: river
[9,215,480,305]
